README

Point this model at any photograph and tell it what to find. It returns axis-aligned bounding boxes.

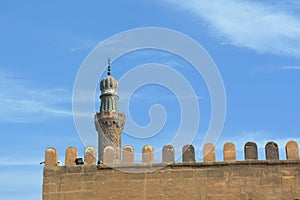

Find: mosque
[42,60,300,200]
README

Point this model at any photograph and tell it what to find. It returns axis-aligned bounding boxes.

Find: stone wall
[42,141,300,200]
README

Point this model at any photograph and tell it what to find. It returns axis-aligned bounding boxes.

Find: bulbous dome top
[100,75,118,92]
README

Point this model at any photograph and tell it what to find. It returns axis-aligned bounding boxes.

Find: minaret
[94,58,126,162]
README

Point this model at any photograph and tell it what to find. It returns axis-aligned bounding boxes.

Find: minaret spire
[107,57,111,76]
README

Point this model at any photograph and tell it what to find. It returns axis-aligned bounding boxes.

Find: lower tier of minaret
[94,111,125,162]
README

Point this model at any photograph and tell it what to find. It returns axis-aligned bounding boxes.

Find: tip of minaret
[107,57,111,76]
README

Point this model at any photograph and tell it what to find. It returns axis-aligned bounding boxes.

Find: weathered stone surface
[286,140,299,160]
[162,145,175,163]
[204,143,216,162]
[244,142,258,160]
[42,183,57,193]
[265,142,279,160]
[223,142,236,161]
[260,169,281,185]
[45,147,58,166]
[43,161,300,200]
[122,145,134,164]
[142,145,154,164]
[84,146,96,165]
[182,144,195,163]
[103,146,115,164]
[65,147,78,166]
[66,166,83,174]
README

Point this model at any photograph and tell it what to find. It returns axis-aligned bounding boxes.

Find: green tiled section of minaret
[99,60,120,112]
[100,93,119,112]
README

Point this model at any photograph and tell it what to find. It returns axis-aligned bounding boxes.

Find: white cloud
[16,23,99,52]
[280,66,300,70]
[0,160,39,166]
[0,71,72,123]
[216,130,263,150]
[38,32,98,52]
[162,0,300,57]
[217,130,300,149]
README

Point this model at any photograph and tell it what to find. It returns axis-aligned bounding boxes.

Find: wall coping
[44,160,300,174]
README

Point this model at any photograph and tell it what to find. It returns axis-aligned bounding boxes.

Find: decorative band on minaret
[94,58,126,162]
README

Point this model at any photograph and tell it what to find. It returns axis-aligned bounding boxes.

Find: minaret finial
[107,57,111,76]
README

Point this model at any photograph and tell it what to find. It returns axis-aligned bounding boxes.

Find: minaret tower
[94,58,126,162]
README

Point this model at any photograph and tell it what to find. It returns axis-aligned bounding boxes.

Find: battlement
[42,140,300,200]
[43,140,299,167]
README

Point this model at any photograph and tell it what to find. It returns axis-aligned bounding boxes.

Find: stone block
[194,170,207,178]
[125,173,146,179]
[66,166,83,173]
[265,142,279,160]
[103,146,115,164]
[207,170,224,178]
[81,191,97,199]
[80,173,95,182]
[43,167,58,178]
[182,144,195,163]
[261,171,281,185]
[84,146,96,165]
[45,147,58,166]
[61,191,82,200]
[57,166,67,174]
[244,142,258,160]
[223,142,236,161]
[180,170,194,178]
[226,177,246,187]
[42,193,58,200]
[146,171,163,179]
[273,185,292,194]
[162,145,175,163]
[122,145,134,164]
[203,143,216,162]
[286,140,299,160]
[65,147,78,166]
[163,170,182,179]
[281,169,295,176]
[142,145,154,164]
[245,178,260,186]
[60,182,82,192]
[42,183,57,193]
[83,165,97,173]
[282,176,297,185]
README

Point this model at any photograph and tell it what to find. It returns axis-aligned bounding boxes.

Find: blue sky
[1,0,300,199]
